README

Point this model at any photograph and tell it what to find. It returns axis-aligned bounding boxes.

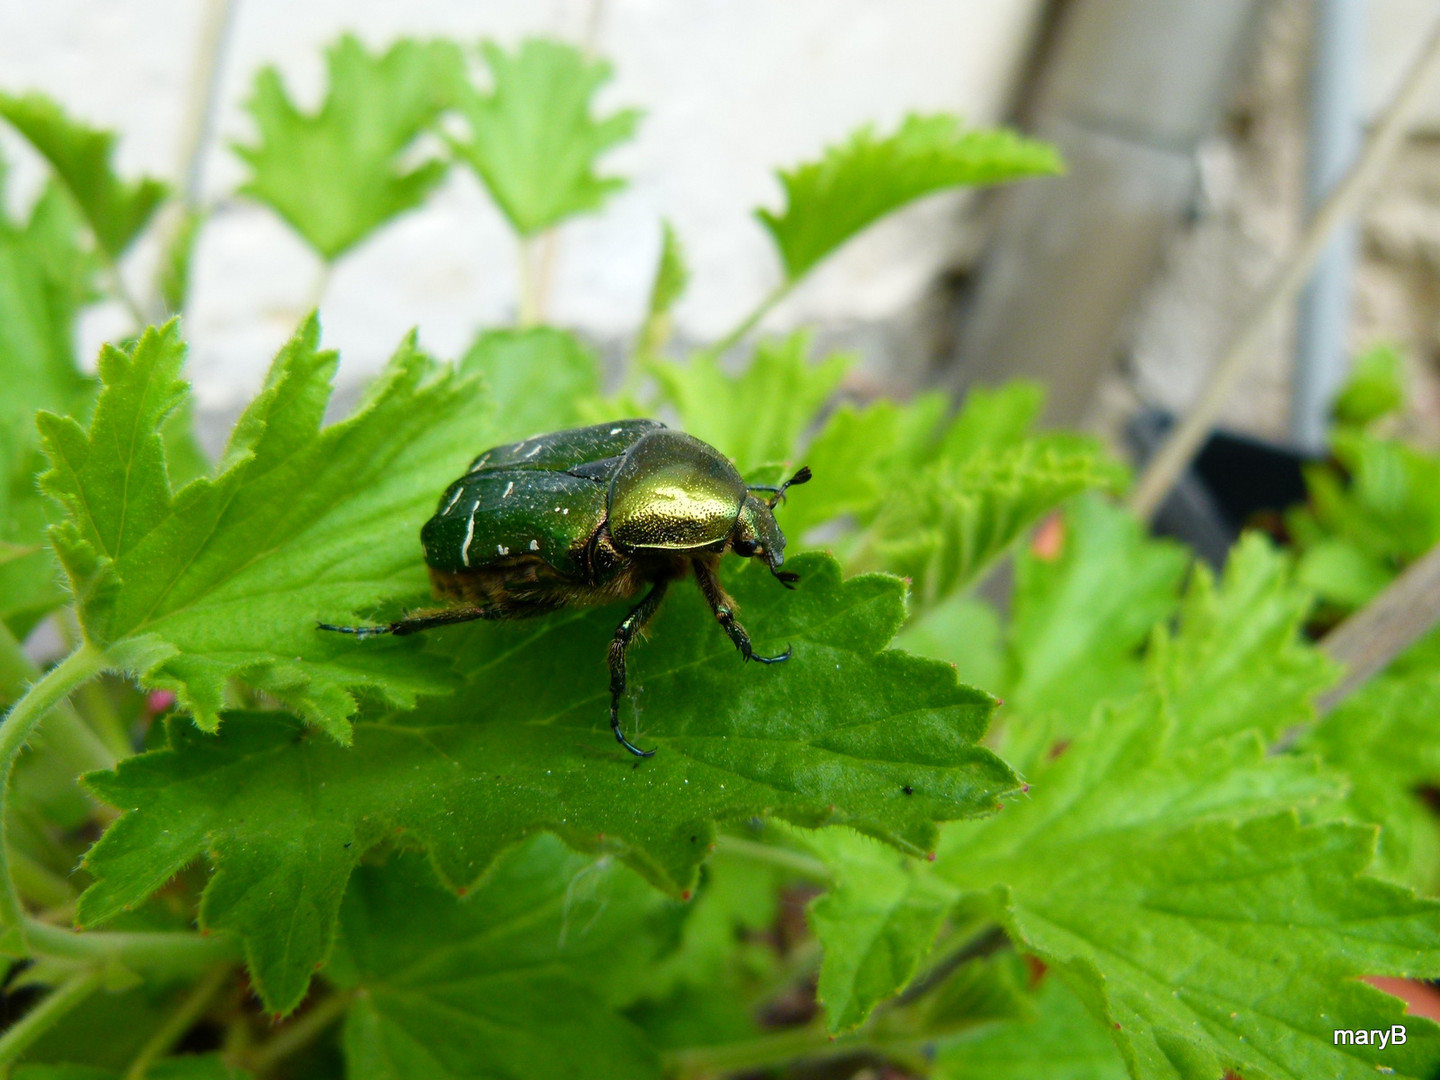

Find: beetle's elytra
[319,420,810,757]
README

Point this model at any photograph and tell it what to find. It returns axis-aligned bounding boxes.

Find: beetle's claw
[751,645,792,664]
[774,569,800,590]
[611,702,656,758]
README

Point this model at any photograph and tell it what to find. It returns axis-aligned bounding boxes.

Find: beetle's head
[731,466,811,589]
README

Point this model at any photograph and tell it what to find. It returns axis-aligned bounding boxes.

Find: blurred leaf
[449,39,641,236]
[16,1059,250,1079]
[637,221,688,358]
[77,555,1016,1012]
[0,91,168,259]
[1295,536,1392,609]
[1004,495,1188,765]
[801,827,952,1033]
[38,319,489,738]
[758,114,1061,282]
[1306,669,1440,889]
[333,843,666,1080]
[459,326,602,442]
[234,36,462,260]
[1334,342,1405,428]
[935,977,1128,1080]
[0,169,99,637]
[1148,534,1338,747]
[647,332,851,474]
[893,593,1004,693]
[859,436,1120,608]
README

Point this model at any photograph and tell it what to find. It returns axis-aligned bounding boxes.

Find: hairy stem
[125,963,234,1079]
[0,968,105,1068]
[0,643,106,945]
[715,835,832,884]
[26,919,239,976]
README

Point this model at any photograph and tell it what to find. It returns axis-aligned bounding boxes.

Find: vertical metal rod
[1290,0,1365,453]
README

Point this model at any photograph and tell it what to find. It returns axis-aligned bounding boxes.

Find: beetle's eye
[733,538,756,557]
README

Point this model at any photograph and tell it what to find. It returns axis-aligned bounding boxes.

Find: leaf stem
[125,962,234,1080]
[715,835,833,884]
[705,279,794,360]
[663,1021,927,1080]
[0,967,105,1069]
[244,989,354,1074]
[0,642,107,945]
[25,919,240,975]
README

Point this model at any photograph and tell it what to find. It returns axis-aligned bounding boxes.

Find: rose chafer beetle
[319,420,810,757]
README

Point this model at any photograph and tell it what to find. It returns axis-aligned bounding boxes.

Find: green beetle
[319,420,810,757]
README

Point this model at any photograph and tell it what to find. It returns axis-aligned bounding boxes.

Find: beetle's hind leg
[608,582,669,758]
[318,604,501,638]
[693,560,792,664]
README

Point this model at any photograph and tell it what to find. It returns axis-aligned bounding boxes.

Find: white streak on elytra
[469,453,490,473]
[503,481,514,498]
[442,487,463,514]
[529,539,539,551]
[498,544,509,555]
[610,427,622,435]
[524,443,543,458]
[461,498,480,567]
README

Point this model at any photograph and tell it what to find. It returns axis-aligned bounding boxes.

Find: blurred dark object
[1130,407,1311,566]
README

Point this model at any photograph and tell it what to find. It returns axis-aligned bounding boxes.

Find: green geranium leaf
[935,976,1128,1080]
[1334,342,1405,428]
[234,36,462,260]
[1004,494,1188,766]
[449,39,641,236]
[37,318,490,738]
[0,168,99,636]
[333,842,666,1080]
[16,1059,249,1080]
[1148,534,1338,746]
[801,827,952,1033]
[647,332,851,474]
[758,114,1061,282]
[1306,669,1440,889]
[458,326,602,442]
[77,554,1016,1012]
[0,92,168,260]
[936,695,1440,1080]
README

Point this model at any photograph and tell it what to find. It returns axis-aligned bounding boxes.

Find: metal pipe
[1290,0,1365,454]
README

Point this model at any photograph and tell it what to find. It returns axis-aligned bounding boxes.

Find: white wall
[0,0,1044,412]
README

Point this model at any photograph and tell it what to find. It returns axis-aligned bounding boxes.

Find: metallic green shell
[421,469,607,575]
[608,430,747,550]
[466,420,664,475]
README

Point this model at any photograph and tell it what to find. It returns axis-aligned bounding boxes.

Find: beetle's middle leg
[609,581,669,758]
[692,559,792,665]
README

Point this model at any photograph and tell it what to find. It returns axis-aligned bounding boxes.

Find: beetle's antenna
[763,465,811,509]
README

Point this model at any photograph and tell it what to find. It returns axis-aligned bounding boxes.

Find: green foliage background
[0,31,1438,1080]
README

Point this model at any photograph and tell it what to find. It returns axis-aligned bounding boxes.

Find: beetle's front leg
[692,560,792,665]
[608,581,668,758]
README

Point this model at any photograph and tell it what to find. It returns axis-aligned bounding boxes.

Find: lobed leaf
[234,36,463,260]
[757,113,1061,282]
[636,221,688,359]
[0,92,168,259]
[333,842,666,1080]
[37,318,493,738]
[934,976,1128,1080]
[77,554,1015,1012]
[449,39,641,236]
[458,326,602,443]
[936,695,1440,1080]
